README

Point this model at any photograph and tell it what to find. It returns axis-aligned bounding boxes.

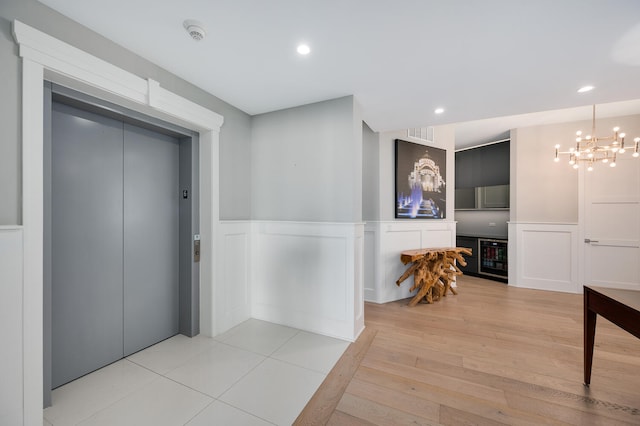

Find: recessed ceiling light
[297,44,311,55]
[434,107,445,114]
[577,85,595,93]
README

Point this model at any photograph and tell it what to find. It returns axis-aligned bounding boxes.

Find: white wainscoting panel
[0,227,23,426]
[509,222,579,293]
[364,221,457,303]
[216,221,252,335]
[252,221,364,341]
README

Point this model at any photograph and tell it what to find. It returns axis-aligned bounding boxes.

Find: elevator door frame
[43,82,200,405]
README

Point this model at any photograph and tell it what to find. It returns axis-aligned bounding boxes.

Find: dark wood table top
[585,286,640,313]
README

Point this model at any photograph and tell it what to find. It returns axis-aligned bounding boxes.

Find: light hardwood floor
[295,275,640,425]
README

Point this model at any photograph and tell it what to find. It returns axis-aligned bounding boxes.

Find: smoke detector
[183,20,206,41]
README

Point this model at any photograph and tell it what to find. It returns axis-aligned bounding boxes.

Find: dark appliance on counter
[478,238,508,280]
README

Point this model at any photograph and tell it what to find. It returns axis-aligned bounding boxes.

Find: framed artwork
[395,139,446,219]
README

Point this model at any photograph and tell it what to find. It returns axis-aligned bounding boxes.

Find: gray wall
[362,122,379,221]
[251,96,363,222]
[454,209,509,238]
[0,0,252,224]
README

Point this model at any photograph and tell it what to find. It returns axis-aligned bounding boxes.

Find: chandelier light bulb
[613,127,620,132]
[610,162,617,167]
[602,158,609,163]
[569,159,575,165]
[612,147,618,153]
[635,138,640,143]
[555,144,561,149]
[587,165,594,171]
[576,137,582,142]
[619,148,626,154]
[587,153,594,158]
[633,152,639,158]
[573,164,579,169]
[619,133,626,138]
[585,134,592,140]
[554,157,560,162]
[576,131,582,136]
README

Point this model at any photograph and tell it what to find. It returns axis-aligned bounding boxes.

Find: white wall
[0,227,23,425]
[364,125,458,302]
[511,124,579,223]
[252,221,364,340]
[365,220,457,303]
[216,219,366,341]
[509,222,579,293]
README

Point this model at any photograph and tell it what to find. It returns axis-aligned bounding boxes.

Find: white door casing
[583,155,640,290]
[13,20,223,426]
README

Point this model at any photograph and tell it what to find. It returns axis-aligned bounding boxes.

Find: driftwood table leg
[396,247,472,306]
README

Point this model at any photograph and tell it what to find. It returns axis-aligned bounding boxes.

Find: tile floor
[43,319,350,426]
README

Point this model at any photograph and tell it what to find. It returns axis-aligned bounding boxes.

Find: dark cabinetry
[455,141,510,189]
[456,236,478,275]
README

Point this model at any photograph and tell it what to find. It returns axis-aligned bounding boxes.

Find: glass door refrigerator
[478,238,508,280]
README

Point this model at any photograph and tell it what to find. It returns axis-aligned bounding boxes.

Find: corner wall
[364,125,458,303]
[249,97,365,340]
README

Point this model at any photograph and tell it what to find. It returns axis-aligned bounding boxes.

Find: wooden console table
[584,285,640,385]
[396,247,472,306]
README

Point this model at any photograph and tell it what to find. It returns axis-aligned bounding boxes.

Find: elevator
[43,83,200,402]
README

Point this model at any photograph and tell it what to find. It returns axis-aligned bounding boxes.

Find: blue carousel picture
[395,139,446,219]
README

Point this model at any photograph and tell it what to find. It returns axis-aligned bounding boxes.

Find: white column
[22,58,44,426]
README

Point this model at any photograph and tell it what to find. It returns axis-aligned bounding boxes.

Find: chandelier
[554,105,639,171]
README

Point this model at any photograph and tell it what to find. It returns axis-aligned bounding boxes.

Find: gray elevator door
[51,102,179,388]
[124,123,179,355]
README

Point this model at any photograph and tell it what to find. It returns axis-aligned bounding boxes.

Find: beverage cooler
[478,238,508,279]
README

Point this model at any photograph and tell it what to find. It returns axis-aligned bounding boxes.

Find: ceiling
[38,0,640,148]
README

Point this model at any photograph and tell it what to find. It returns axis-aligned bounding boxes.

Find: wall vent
[407,127,434,142]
